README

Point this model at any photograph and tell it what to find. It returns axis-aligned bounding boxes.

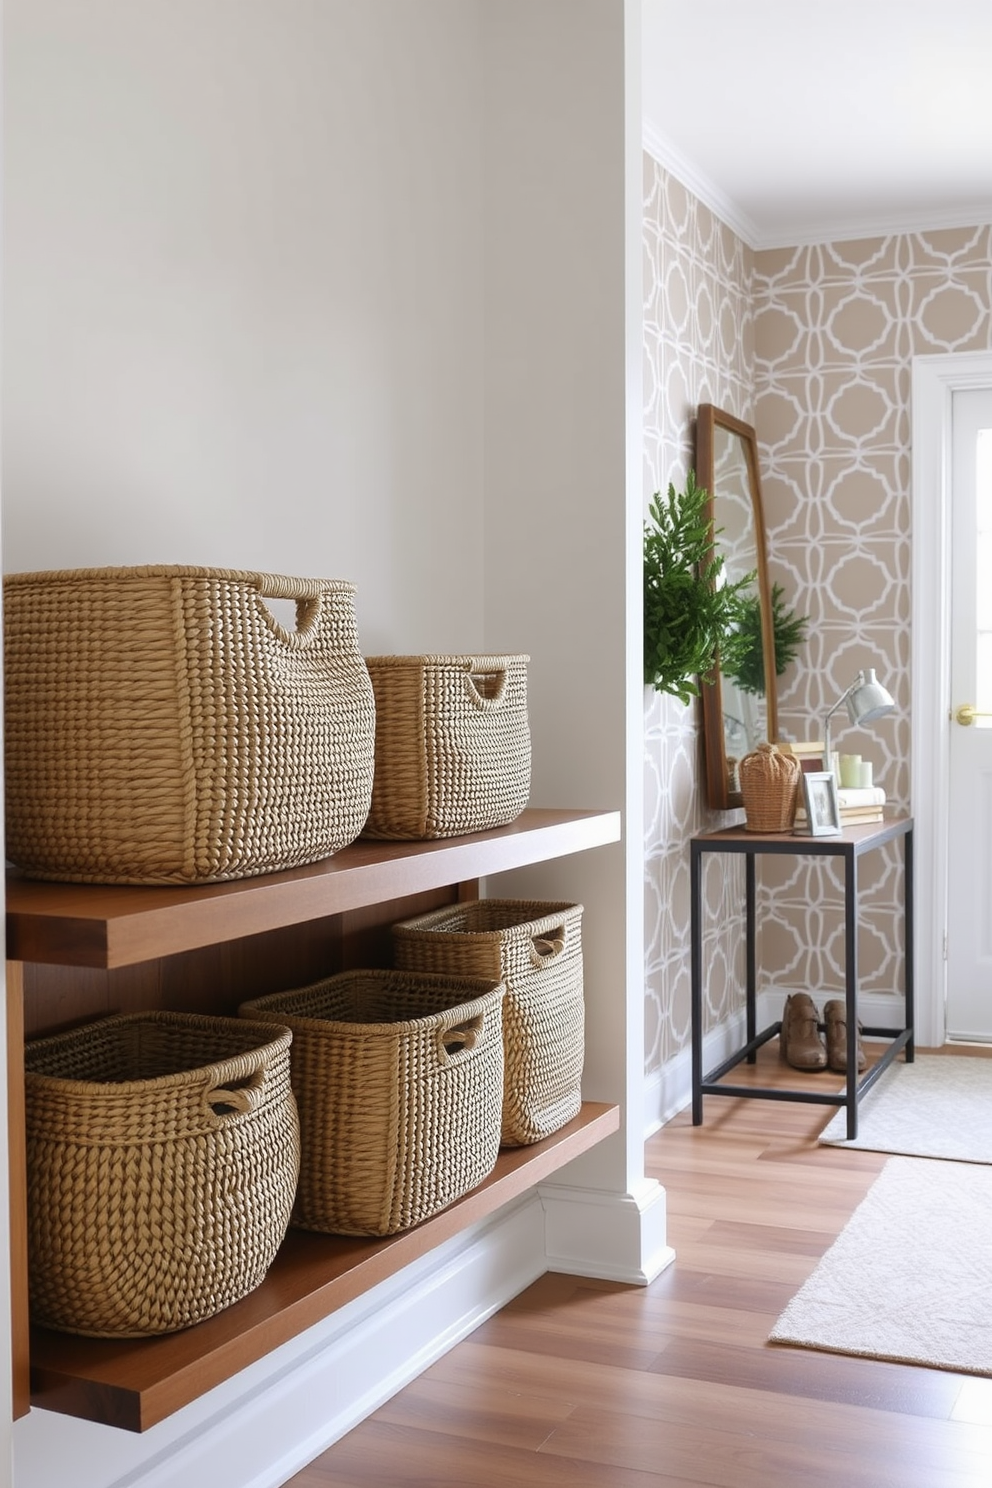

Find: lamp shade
[845,668,896,727]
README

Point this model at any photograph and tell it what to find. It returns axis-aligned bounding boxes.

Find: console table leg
[844,848,859,1140]
[691,842,703,1125]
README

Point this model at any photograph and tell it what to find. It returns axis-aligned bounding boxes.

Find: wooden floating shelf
[28,1101,619,1432]
[6,807,622,968]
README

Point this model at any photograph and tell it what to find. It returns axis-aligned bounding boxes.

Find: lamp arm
[822,683,857,779]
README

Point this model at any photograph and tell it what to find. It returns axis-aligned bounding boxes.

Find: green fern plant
[725,582,809,696]
[643,472,755,706]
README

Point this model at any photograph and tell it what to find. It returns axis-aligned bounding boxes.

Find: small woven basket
[3,565,376,883]
[24,1011,300,1338]
[391,899,584,1147]
[361,654,531,840]
[240,971,504,1236]
[739,742,800,832]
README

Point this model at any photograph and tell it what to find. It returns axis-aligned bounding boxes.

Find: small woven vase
[739,742,800,832]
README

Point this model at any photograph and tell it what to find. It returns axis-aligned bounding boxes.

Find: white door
[946,387,992,1039]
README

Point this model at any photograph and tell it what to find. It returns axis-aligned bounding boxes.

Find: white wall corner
[538,1177,673,1286]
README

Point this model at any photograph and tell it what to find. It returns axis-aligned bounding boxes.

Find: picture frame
[799,770,841,837]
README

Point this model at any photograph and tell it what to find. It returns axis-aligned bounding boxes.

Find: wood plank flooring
[285,1043,992,1486]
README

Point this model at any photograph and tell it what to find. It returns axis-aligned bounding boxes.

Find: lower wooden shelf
[28,1100,619,1432]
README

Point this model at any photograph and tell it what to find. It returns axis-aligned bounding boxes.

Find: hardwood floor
[286,1043,992,1486]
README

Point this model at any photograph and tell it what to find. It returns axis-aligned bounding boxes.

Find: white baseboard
[644,987,908,1136]
[540,1177,674,1284]
[15,1170,677,1488]
[15,1197,548,1488]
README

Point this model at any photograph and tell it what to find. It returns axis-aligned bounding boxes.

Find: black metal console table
[690,816,914,1139]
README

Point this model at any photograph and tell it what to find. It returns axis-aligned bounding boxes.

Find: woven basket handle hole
[465,667,509,708]
[440,1014,483,1058]
[531,933,565,964]
[259,595,321,640]
[207,1069,265,1116]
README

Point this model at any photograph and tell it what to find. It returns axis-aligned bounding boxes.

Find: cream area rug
[818,1054,992,1162]
[770,1156,992,1374]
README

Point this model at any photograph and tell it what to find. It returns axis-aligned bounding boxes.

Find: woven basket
[3,566,376,884]
[361,654,531,840]
[24,1011,300,1338]
[240,971,504,1236]
[391,899,584,1147]
[739,742,800,832]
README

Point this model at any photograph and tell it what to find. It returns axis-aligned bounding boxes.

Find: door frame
[911,350,992,1047]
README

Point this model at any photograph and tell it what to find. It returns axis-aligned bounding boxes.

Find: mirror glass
[695,404,777,810]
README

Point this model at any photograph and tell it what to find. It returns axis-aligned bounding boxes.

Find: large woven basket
[361,654,531,840]
[739,741,800,832]
[391,899,584,1147]
[240,970,504,1236]
[3,565,376,884]
[24,1011,300,1338]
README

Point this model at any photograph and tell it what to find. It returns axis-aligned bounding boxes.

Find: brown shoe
[780,993,827,1070]
[823,999,866,1073]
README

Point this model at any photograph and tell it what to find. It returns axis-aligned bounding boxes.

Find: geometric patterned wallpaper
[643,147,992,1082]
[642,155,754,1075]
[753,229,992,1012]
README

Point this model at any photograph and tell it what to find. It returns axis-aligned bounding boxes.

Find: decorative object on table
[240,971,504,1237]
[794,784,885,830]
[724,581,809,697]
[643,471,754,706]
[795,770,842,836]
[23,1012,300,1337]
[821,667,896,785]
[3,566,376,884]
[779,992,827,1070]
[361,653,530,840]
[392,899,585,1147]
[738,741,801,832]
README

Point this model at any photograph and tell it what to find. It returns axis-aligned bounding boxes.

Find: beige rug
[770,1156,992,1374]
[818,1054,992,1162]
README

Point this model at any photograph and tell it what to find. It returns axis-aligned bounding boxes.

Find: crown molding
[641,119,760,248]
[753,204,992,252]
[643,119,992,253]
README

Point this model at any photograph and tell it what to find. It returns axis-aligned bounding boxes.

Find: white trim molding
[539,1179,673,1285]
[911,351,992,1050]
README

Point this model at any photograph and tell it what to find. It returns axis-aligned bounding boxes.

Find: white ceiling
[642,0,992,248]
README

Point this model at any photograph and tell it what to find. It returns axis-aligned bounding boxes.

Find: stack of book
[794,785,886,830]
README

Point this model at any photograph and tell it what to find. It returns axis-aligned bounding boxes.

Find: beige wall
[644,162,992,1076]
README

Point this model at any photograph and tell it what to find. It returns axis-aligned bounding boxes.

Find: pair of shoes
[779,994,867,1073]
[779,993,827,1070]
[823,998,867,1073]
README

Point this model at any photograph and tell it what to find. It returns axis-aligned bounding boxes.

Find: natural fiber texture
[770,1156,992,1376]
[241,971,504,1236]
[362,654,530,840]
[392,899,584,1147]
[3,565,376,883]
[739,741,800,832]
[819,1055,992,1163]
[24,1011,300,1338]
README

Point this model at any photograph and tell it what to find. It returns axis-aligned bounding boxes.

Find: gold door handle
[954,703,992,726]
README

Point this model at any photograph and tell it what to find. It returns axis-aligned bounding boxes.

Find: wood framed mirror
[695,404,778,811]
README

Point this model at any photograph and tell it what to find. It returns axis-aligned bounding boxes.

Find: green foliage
[643,472,755,706]
[725,581,809,696]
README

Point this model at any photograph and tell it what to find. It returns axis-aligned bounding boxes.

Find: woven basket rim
[3,565,356,594]
[393,898,583,938]
[242,973,504,1037]
[24,1011,293,1093]
[364,653,530,667]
